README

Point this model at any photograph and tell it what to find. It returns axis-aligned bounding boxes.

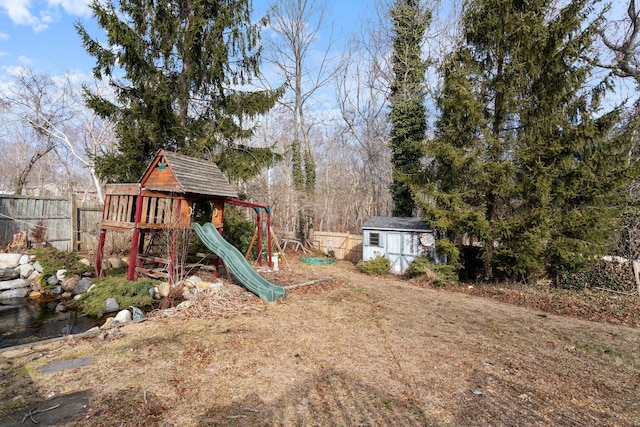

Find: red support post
[95,229,106,277]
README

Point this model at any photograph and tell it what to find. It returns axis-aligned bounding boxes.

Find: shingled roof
[362,216,432,232]
[140,150,238,198]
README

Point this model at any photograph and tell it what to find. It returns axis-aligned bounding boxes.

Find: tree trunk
[14,141,55,195]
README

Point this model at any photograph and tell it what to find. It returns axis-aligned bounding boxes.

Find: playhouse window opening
[192,199,213,225]
[370,232,380,247]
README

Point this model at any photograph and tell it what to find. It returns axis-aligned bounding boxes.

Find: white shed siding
[363,230,386,261]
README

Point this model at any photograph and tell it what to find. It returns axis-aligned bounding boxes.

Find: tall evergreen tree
[388,0,431,217]
[76,0,282,183]
[418,0,634,280]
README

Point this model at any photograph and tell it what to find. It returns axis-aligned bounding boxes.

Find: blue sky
[0,0,95,76]
[0,0,360,80]
[1,0,634,108]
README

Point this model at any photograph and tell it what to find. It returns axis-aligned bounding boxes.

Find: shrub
[77,276,157,317]
[410,255,436,276]
[30,220,47,248]
[410,255,459,286]
[33,247,94,288]
[554,258,636,292]
[357,255,391,275]
[223,206,258,258]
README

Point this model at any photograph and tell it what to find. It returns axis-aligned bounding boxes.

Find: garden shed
[362,216,440,274]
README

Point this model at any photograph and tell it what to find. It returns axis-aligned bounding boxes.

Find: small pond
[0,297,100,350]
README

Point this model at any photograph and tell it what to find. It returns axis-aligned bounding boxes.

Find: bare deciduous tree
[264,0,338,242]
[336,38,393,224]
[0,68,116,200]
[600,0,640,82]
[598,1,640,262]
[0,69,66,194]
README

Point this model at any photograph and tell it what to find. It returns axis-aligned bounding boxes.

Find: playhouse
[95,150,284,302]
[362,216,440,274]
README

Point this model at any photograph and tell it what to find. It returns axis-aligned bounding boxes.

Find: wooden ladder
[134,231,172,281]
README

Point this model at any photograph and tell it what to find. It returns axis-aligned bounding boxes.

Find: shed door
[387,232,410,274]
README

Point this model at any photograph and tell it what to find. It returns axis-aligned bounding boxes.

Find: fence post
[70,192,78,252]
[346,232,350,261]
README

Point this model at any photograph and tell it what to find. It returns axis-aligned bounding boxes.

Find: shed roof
[362,216,432,232]
[140,150,238,198]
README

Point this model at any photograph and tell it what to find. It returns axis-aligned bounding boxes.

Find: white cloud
[0,33,9,41]
[47,0,91,17]
[0,0,91,32]
[17,56,33,66]
[0,0,38,26]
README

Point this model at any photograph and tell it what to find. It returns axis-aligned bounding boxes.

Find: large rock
[184,276,202,289]
[74,277,93,295]
[105,298,119,313]
[17,263,34,279]
[47,275,60,286]
[114,309,132,323]
[18,254,31,265]
[0,253,22,269]
[33,260,43,273]
[107,257,126,269]
[0,288,30,299]
[0,268,19,281]
[157,282,171,298]
[31,280,42,292]
[28,271,40,281]
[0,278,31,291]
[61,274,81,292]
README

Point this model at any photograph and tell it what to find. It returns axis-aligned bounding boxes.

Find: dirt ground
[1,257,639,426]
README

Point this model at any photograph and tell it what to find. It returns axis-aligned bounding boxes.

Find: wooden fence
[312,231,363,263]
[75,200,104,253]
[0,194,102,253]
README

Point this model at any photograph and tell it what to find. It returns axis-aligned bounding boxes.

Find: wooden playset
[95,150,276,283]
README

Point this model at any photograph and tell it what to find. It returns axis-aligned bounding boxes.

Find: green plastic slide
[191,222,285,302]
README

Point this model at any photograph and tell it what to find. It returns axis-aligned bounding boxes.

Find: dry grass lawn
[1,257,639,426]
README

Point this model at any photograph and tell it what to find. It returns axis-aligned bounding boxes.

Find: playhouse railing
[101,184,189,229]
